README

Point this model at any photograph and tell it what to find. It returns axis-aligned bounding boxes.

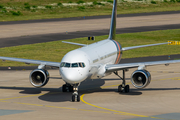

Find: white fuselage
[59,39,122,84]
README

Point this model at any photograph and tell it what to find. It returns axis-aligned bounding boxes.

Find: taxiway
[0,64,180,120]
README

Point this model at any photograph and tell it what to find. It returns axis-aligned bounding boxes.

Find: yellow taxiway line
[0,75,179,119]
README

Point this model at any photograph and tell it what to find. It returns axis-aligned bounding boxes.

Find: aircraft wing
[0,56,60,67]
[62,41,169,48]
[62,41,87,47]
[122,42,169,51]
[106,59,180,72]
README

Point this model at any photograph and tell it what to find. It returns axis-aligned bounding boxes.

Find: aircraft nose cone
[60,68,87,84]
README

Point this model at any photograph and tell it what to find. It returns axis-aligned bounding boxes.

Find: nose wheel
[72,93,80,102]
[72,83,80,102]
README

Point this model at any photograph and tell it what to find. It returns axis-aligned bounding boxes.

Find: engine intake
[131,70,151,89]
[29,69,49,88]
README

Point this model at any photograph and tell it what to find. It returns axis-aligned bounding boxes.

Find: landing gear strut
[72,83,80,102]
[114,69,130,93]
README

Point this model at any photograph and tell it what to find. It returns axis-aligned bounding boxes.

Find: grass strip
[0,0,180,21]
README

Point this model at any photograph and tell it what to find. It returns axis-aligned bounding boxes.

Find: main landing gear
[62,83,73,92]
[114,69,130,93]
[62,83,80,102]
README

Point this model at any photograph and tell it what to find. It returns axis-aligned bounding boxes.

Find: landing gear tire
[69,86,73,92]
[118,85,130,93]
[72,95,75,102]
[71,83,80,102]
[114,70,130,93]
[118,85,123,92]
[62,84,73,92]
[62,84,67,92]
[71,95,80,102]
[77,95,80,102]
[124,85,129,93]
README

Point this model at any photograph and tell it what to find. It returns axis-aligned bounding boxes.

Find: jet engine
[131,70,151,89]
[29,69,49,88]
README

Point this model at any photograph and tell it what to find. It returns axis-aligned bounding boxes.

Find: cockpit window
[72,63,78,67]
[64,63,70,67]
[79,63,83,67]
[60,62,65,67]
[79,63,85,68]
[82,63,85,67]
[60,62,85,68]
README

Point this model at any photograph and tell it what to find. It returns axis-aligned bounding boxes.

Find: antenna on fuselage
[108,0,117,40]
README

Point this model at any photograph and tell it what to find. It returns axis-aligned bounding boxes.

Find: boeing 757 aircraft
[0,0,180,102]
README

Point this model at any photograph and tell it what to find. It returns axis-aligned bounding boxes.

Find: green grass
[0,29,180,66]
[0,0,180,21]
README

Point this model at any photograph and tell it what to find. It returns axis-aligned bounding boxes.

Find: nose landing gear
[72,83,80,102]
[62,83,80,102]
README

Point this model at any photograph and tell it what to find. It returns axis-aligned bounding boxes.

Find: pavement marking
[80,94,166,119]
[0,92,115,114]
[0,93,45,101]
[14,102,44,107]
[0,100,118,114]
[79,109,111,114]
[146,71,180,81]
[150,71,180,74]
[80,83,172,120]
[0,74,179,118]
[45,105,77,110]
[160,77,180,81]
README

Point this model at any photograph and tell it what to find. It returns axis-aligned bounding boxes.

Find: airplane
[0,0,180,102]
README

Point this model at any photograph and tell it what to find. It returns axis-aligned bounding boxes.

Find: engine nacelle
[131,70,151,89]
[29,69,49,88]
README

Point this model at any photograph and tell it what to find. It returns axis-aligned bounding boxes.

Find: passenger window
[72,63,78,67]
[64,63,71,67]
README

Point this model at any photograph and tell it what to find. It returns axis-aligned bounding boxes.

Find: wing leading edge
[62,41,86,47]
[122,42,169,51]
[0,56,60,67]
[106,59,180,72]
